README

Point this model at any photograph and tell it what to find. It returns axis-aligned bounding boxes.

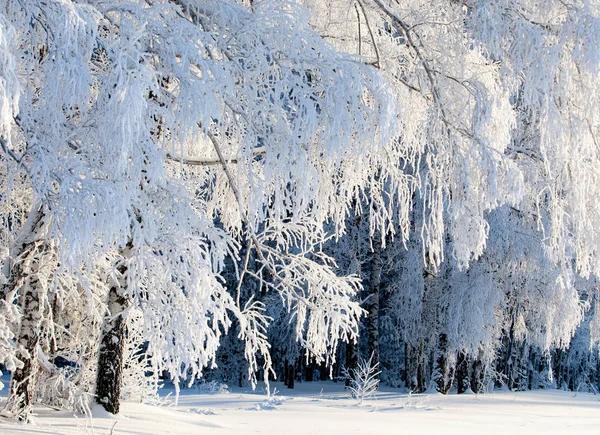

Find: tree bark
[403,342,413,390]
[7,244,53,420]
[286,359,295,389]
[95,261,129,414]
[345,340,358,387]
[319,360,328,381]
[456,351,470,394]
[471,349,485,394]
[5,209,54,421]
[367,237,382,372]
[416,339,427,393]
[434,333,454,394]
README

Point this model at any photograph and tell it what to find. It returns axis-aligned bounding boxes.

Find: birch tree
[0,0,406,418]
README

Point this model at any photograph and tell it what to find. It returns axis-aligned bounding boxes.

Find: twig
[107,421,118,435]
[356,0,381,69]
[0,136,30,176]
[166,147,265,167]
[355,3,362,57]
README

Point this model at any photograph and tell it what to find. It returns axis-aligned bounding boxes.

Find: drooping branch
[371,0,441,104]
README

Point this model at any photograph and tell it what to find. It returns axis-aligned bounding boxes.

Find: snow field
[1,382,599,434]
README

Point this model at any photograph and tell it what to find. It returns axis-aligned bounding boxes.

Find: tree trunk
[6,209,54,421]
[434,333,454,394]
[7,243,54,419]
[319,360,328,381]
[367,238,382,372]
[404,342,423,392]
[403,342,412,390]
[95,262,129,414]
[416,339,427,393]
[345,340,358,387]
[456,351,470,394]
[286,360,295,389]
[471,359,484,393]
[296,358,302,384]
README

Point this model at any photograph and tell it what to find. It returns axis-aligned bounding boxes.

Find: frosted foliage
[305,0,600,348]
[483,208,586,352]
[253,222,364,365]
[386,235,424,345]
[343,353,380,404]
[591,299,600,348]
[441,263,502,356]
[509,270,583,351]
[2,0,137,268]
[176,0,405,239]
[121,309,161,404]
[468,1,600,279]
[0,0,401,395]
[34,271,106,414]
[0,288,19,390]
[0,14,18,144]
[306,0,522,269]
[119,190,240,391]
[2,0,600,406]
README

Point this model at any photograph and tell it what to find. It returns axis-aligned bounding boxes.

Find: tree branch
[166,146,265,167]
[356,0,381,69]
[0,137,30,176]
[355,3,362,57]
[371,0,442,108]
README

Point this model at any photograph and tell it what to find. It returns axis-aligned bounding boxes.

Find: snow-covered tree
[304,0,600,395]
[2,0,600,421]
[0,0,407,419]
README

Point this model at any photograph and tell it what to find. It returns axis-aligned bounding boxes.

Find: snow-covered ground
[1,381,599,434]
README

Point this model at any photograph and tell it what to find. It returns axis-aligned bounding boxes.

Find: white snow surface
[1,381,599,434]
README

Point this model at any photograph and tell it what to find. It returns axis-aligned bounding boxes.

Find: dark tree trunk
[434,333,454,394]
[296,358,302,383]
[456,351,470,394]
[553,349,563,389]
[367,238,382,372]
[286,360,295,389]
[306,360,314,382]
[319,361,328,381]
[508,341,529,391]
[404,342,421,392]
[95,262,129,414]
[471,349,485,394]
[345,340,358,387]
[596,358,600,395]
[416,340,427,393]
[413,264,436,394]
[528,350,537,390]
[403,342,412,390]
[501,303,517,388]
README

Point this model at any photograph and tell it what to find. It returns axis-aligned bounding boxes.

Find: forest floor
[1,380,599,434]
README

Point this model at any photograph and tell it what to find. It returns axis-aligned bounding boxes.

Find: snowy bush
[193,380,229,395]
[342,354,381,405]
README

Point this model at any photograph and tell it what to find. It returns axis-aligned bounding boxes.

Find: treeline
[208,203,600,395]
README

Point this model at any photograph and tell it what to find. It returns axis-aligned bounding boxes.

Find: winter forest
[1,0,600,432]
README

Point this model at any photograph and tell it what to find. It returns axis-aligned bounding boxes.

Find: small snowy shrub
[193,380,229,395]
[342,354,381,404]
